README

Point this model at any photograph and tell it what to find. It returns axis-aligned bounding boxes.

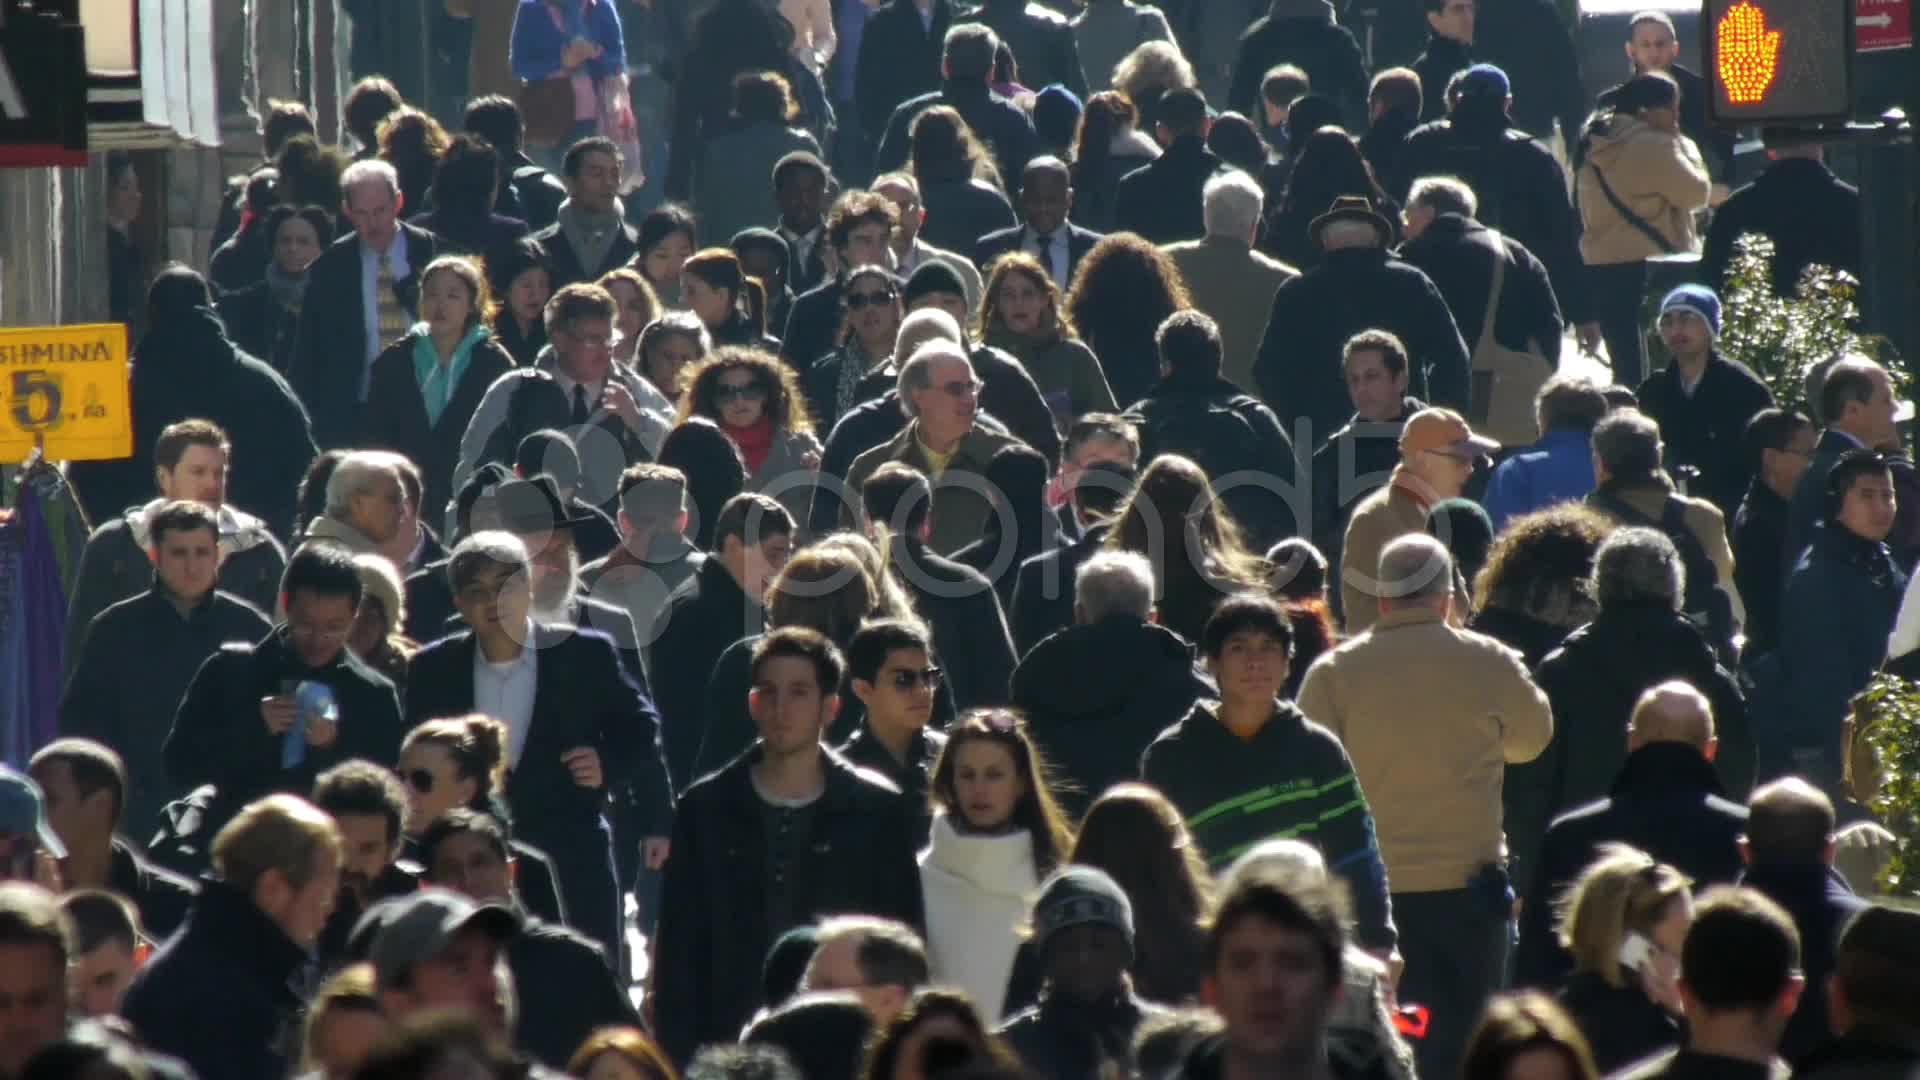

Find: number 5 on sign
[0,323,131,462]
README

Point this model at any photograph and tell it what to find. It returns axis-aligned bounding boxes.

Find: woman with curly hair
[1264,125,1401,271]
[376,105,451,214]
[922,709,1077,1020]
[1105,454,1268,644]
[1468,503,1611,666]
[1069,783,1212,1004]
[1068,91,1161,231]
[675,347,821,527]
[909,106,1017,256]
[1060,232,1192,406]
[978,252,1115,429]
[682,248,782,351]
[632,311,712,406]
[1110,39,1196,134]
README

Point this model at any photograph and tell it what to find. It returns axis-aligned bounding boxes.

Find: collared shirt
[550,368,607,419]
[779,224,823,273]
[473,622,538,767]
[360,228,412,388]
[1024,225,1067,290]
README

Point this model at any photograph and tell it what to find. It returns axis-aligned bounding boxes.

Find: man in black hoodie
[1411,0,1474,122]
[1226,0,1368,130]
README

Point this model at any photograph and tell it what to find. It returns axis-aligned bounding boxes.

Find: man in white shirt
[973,156,1102,292]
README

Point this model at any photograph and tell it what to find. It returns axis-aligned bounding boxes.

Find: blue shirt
[1483,428,1598,532]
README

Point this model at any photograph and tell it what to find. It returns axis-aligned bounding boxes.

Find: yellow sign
[0,323,131,462]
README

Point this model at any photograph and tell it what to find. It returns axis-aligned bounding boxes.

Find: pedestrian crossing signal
[1705,0,1853,124]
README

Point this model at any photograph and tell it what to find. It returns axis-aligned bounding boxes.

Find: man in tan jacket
[1339,407,1486,633]
[1299,532,1552,1080]
[1162,169,1297,393]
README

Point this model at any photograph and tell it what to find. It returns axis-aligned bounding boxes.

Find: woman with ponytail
[681,248,782,351]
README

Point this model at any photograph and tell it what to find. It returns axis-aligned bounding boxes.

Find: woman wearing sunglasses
[804,265,906,433]
[394,714,569,928]
[674,347,822,530]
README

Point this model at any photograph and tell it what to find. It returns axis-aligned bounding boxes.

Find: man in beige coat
[1298,533,1552,1080]
[1339,407,1485,633]
[1163,169,1297,394]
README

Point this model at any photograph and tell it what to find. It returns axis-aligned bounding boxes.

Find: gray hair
[447,530,532,593]
[1377,534,1454,604]
[894,308,964,370]
[339,158,401,201]
[1202,169,1265,240]
[1407,175,1479,219]
[1592,526,1685,612]
[896,340,970,419]
[324,452,399,518]
[1075,549,1157,622]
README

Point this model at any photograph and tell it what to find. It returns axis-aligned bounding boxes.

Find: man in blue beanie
[1635,284,1776,520]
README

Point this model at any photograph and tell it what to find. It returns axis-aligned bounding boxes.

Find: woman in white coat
[919,709,1076,1021]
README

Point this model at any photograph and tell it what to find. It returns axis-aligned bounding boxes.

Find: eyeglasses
[887,666,944,691]
[938,378,984,399]
[716,382,768,404]
[846,290,896,309]
[405,768,436,794]
[1426,448,1474,465]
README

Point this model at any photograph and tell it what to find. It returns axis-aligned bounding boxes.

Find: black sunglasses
[405,768,435,794]
[716,382,768,404]
[887,666,943,691]
[846,290,896,309]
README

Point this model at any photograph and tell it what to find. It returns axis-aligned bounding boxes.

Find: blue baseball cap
[0,766,66,859]
[1456,64,1512,100]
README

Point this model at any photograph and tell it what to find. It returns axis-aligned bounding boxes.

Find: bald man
[973,156,1105,296]
[1513,680,1750,988]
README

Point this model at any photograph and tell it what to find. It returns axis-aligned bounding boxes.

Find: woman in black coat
[485,237,552,367]
[364,255,518,525]
[1262,126,1400,273]
[1554,847,1689,1074]
[216,204,334,375]
[1060,232,1192,408]
[910,106,1018,258]
[408,134,531,259]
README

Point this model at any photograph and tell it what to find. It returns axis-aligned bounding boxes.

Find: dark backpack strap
[1589,164,1678,255]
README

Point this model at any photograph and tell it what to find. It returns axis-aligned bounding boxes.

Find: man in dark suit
[873,23,1038,196]
[774,153,836,297]
[292,159,440,450]
[974,156,1103,293]
[404,527,673,968]
[533,137,641,291]
[1112,88,1223,245]
[855,0,958,165]
[1514,681,1749,988]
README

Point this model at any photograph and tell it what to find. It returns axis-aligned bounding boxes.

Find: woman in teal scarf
[364,255,518,522]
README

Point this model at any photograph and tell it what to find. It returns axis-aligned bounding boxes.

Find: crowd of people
[12,0,1910,1079]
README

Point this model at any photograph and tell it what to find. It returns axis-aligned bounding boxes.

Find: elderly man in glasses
[842,341,1029,555]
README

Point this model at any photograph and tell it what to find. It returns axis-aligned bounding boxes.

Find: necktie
[375,252,411,348]
[571,384,591,426]
[1033,231,1059,286]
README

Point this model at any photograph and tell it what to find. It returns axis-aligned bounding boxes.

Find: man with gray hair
[1519,526,1753,894]
[1011,549,1207,818]
[292,157,441,449]
[1163,169,1298,393]
[304,451,408,559]
[1398,173,1564,447]
[1298,532,1551,1079]
[842,341,1023,553]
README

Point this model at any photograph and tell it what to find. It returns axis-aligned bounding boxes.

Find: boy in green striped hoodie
[1141,595,1397,952]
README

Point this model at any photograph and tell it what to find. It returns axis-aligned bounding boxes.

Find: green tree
[1716,232,1905,411]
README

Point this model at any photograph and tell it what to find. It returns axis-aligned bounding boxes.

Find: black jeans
[1395,887,1510,1080]
[1588,260,1652,388]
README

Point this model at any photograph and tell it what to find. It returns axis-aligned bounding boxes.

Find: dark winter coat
[1519,606,1753,877]
[1008,520,1111,657]
[1466,605,1573,669]
[651,745,924,1066]
[1397,213,1563,368]
[839,725,947,844]
[997,990,1171,1080]
[1257,249,1469,451]
[1733,482,1791,661]
[1226,4,1368,129]
[1636,352,1776,522]
[290,223,441,450]
[1793,1026,1920,1080]
[1468,0,1586,155]
[500,155,570,231]
[1558,970,1681,1074]
[919,175,1021,257]
[61,587,274,842]
[215,278,301,373]
[1111,136,1224,246]
[1122,370,1300,547]
[1411,35,1473,122]
[780,277,846,376]
[208,221,270,296]
[409,209,531,260]
[1704,157,1862,297]
[1739,863,1869,1064]
[1783,429,1864,582]
[533,216,641,292]
[962,0,1088,97]
[67,308,317,540]
[1309,401,1419,574]
[1513,742,1748,988]
[1174,1030,1401,1080]
[364,333,519,525]
[121,879,313,1080]
[108,837,200,941]
[1358,108,1421,203]
[1013,616,1205,818]
[877,83,1039,198]
[645,557,765,789]
[891,537,1018,709]
[855,0,957,139]
[1395,107,1590,322]
[509,916,641,1068]
[165,627,404,830]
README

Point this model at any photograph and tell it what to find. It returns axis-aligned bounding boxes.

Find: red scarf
[727,414,777,475]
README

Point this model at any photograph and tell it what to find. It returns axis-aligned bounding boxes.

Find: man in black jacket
[855,0,957,156]
[310,761,422,972]
[164,545,405,837]
[860,464,1018,710]
[122,794,344,1080]
[1256,199,1470,454]
[1411,0,1474,122]
[405,529,673,965]
[1783,357,1899,580]
[1623,12,1735,180]
[1009,442,1139,655]
[1309,334,1423,593]
[419,809,639,1069]
[1398,176,1564,374]
[873,23,1038,194]
[1227,0,1368,129]
[1636,286,1776,522]
[959,0,1087,99]
[652,628,924,1067]
[1732,410,1816,662]
[464,95,570,232]
[532,138,641,291]
[1703,136,1862,297]
[975,157,1103,293]
[839,619,948,843]
[1513,681,1749,988]
[1471,0,1585,164]
[292,159,441,450]
[60,500,274,840]
[27,740,199,944]
[1795,906,1920,1080]
[1113,89,1222,246]
[647,493,795,788]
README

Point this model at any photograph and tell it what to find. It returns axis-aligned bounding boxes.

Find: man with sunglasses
[164,544,405,843]
[1337,407,1485,635]
[840,619,949,843]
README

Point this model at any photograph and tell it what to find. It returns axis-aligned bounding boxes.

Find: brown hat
[1310,195,1393,250]
[1400,408,1500,459]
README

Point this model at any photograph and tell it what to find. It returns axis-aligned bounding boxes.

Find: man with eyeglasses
[874,172,982,316]
[1337,408,1484,635]
[164,544,405,845]
[843,341,1027,554]
[839,620,948,843]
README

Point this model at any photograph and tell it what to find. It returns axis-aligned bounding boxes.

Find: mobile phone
[1617,932,1654,973]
